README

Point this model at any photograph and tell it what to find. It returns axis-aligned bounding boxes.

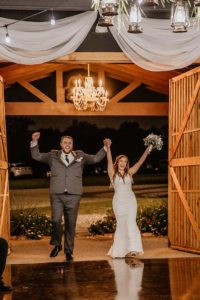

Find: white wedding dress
[108,174,144,258]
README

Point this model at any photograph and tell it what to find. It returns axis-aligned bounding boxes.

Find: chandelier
[92,0,199,33]
[71,65,109,111]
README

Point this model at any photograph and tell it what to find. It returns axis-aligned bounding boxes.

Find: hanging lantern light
[97,16,114,26]
[100,0,119,16]
[171,0,190,32]
[140,0,159,6]
[128,3,143,33]
[193,4,200,27]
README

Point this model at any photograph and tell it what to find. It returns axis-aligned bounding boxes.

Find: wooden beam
[171,157,200,167]
[171,66,200,82]
[1,63,60,85]
[18,80,55,104]
[5,102,168,116]
[92,64,171,95]
[98,70,105,86]
[110,81,142,104]
[105,72,132,83]
[0,52,200,65]
[56,70,65,104]
[1,63,83,86]
[54,52,130,63]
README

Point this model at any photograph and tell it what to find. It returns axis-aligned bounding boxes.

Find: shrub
[88,205,168,236]
[88,209,116,235]
[136,205,167,236]
[10,209,52,240]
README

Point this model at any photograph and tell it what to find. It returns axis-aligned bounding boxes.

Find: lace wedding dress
[108,174,144,258]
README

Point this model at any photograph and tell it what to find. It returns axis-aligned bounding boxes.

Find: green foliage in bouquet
[10,209,52,240]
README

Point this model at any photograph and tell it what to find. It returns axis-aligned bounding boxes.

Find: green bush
[88,205,168,236]
[88,209,116,235]
[10,209,52,239]
[137,205,167,236]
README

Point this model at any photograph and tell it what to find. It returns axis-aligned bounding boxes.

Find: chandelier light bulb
[50,18,56,26]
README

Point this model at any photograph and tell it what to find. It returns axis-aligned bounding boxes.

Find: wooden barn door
[169,67,200,253]
[0,76,10,240]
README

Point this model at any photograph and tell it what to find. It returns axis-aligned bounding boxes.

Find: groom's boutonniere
[75,157,83,162]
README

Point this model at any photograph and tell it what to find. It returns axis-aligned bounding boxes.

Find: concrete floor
[7,234,199,265]
[3,234,200,300]
[5,258,200,300]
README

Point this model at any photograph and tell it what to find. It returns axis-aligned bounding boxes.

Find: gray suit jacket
[31,145,106,195]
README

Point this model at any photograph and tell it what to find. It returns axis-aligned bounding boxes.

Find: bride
[105,143,153,258]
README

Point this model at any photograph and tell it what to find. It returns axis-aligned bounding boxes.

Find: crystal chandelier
[71,65,109,111]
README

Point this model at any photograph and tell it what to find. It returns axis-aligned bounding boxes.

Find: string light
[4,25,10,43]
[1,9,57,44]
[50,8,56,26]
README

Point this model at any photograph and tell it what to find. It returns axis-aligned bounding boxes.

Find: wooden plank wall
[168,67,200,253]
[0,76,10,240]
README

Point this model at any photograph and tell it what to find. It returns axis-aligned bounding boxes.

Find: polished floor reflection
[1,258,200,300]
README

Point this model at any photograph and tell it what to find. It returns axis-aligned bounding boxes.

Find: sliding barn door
[168,67,200,253]
[0,76,10,240]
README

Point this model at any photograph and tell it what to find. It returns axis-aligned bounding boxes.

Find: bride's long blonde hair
[113,154,130,183]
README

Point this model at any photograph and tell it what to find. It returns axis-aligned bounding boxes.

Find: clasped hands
[103,138,112,148]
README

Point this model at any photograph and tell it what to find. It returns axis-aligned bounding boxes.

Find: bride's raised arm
[129,145,153,176]
[104,142,114,181]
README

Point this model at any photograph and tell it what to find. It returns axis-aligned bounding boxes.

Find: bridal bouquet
[143,133,163,151]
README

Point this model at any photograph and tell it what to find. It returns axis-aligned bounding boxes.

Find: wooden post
[0,76,10,241]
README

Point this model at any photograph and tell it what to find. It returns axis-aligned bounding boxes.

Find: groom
[30,132,111,262]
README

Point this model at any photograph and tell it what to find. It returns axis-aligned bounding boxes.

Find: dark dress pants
[50,193,80,254]
[0,238,8,280]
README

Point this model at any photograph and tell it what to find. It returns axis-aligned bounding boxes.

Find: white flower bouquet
[143,133,163,151]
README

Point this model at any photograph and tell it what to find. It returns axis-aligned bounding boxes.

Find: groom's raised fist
[103,138,112,147]
[32,132,40,141]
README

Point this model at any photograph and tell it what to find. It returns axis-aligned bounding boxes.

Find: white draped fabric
[110,17,200,71]
[0,11,97,64]
[0,11,200,71]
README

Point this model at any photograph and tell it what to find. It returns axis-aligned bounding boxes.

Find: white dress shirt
[61,151,74,166]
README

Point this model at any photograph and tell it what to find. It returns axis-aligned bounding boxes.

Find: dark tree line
[6,117,168,176]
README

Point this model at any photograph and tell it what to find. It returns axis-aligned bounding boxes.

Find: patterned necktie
[65,154,69,164]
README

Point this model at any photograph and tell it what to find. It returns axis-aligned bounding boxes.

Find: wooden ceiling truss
[0,59,180,116]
